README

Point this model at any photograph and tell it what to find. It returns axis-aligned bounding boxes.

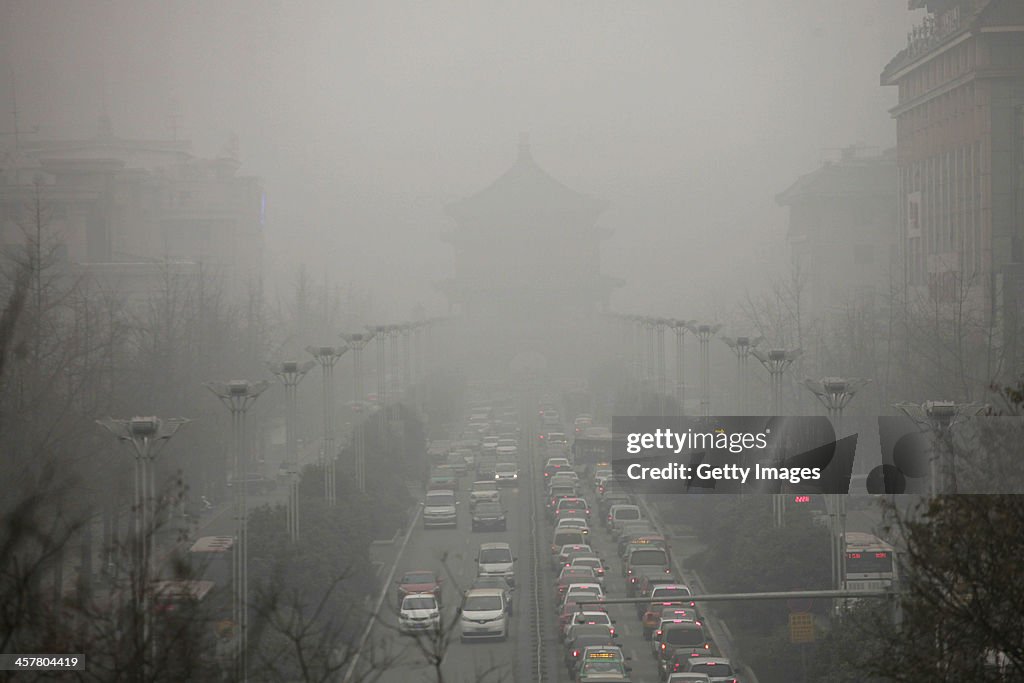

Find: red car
[395,570,443,605]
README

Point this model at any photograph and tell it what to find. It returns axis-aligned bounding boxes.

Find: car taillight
[655,630,662,637]
[661,643,666,651]
[572,650,579,657]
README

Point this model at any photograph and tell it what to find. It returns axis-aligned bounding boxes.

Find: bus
[844,532,897,592]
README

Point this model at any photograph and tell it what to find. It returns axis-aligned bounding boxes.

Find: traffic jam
[389,389,743,683]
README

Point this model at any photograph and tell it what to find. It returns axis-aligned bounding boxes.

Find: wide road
[355,433,539,683]
[350,391,697,683]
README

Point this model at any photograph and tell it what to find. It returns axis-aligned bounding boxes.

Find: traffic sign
[789,612,815,643]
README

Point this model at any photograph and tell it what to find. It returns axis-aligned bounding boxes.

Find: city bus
[844,532,897,592]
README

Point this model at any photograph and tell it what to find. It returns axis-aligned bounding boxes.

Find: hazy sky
[1,1,921,321]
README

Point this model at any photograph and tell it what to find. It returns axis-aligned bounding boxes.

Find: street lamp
[721,335,764,414]
[894,400,987,494]
[306,346,348,507]
[204,379,269,683]
[268,361,316,542]
[341,331,375,493]
[370,326,390,455]
[752,347,803,415]
[802,376,870,595]
[668,320,695,416]
[685,323,722,418]
[96,415,188,674]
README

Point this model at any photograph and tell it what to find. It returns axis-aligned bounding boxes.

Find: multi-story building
[880,0,1024,375]
[776,146,898,314]
[0,119,264,300]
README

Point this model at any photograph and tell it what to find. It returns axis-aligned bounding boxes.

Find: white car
[495,439,518,458]
[481,436,499,452]
[548,471,580,491]
[570,556,606,586]
[666,674,711,683]
[681,657,738,683]
[399,593,440,634]
[563,611,616,641]
[460,588,509,642]
[469,480,501,509]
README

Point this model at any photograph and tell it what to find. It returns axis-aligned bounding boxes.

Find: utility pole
[341,331,375,492]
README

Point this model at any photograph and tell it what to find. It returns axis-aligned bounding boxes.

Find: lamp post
[751,348,801,528]
[204,379,269,683]
[268,361,316,542]
[653,318,669,415]
[96,415,188,675]
[668,320,695,416]
[371,326,389,455]
[894,400,987,494]
[803,377,871,595]
[341,331,375,492]
[306,346,348,506]
[752,348,803,415]
[721,336,763,415]
[685,323,722,418]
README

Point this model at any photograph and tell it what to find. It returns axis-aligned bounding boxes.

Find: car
[549,471,580,490]
[548,487,581,516]
[476,455,498,479]
[444,452,469,476]
[557,544,594,568]
[480,435,499,452]
[661,653,726,681]
[625,546,672,579]
[428,467,459,491]
[563,582,604,603]
[655,622,711,675]
[277,460,298,480]
[495,439,518,458]
[494,462,519,486]
[570,556,606,585]
[565,627,619,674]
[555,567,599,598]
[563,611,617,641]
[556,518,591,536]
[650,617,700,655]
[619,532,670,560]
[469,576,514,615]
[627,565,678,597]
[647,608,700,641]
[476,542,516,585]
[665,674,711,683]
[639,584,696,622]
[558,597,606,632]
[574,646,631,683]
[398,593,441,634]
[555,497,592,520]
[552,530,588,565]
[471,501,508,531]
[469,480,501,510]
[395,570,443,605]
[459,588,509,642]
[598,491,634,518]
[422,489,458,529]
[681,657,739,683]
[544,458,572,479]
[607,504,643,533]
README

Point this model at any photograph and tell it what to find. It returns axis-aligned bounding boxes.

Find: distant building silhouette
[0,116,264,301]
[776,146,898,314]
[437,137,623,376]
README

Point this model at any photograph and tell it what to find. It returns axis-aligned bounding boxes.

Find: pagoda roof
[446,138,608,224]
